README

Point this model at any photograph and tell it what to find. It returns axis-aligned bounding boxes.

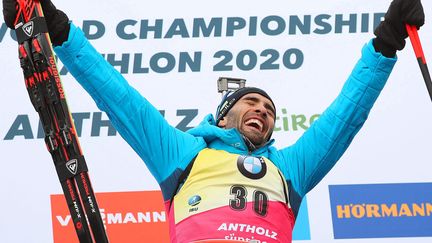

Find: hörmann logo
[329,183,432,239]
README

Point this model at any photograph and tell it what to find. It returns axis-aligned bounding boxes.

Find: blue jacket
[55,24,396,216]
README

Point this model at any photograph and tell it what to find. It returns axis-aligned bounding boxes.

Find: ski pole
[405,24,432,102]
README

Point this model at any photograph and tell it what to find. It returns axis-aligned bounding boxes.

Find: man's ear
[218,117,226,128]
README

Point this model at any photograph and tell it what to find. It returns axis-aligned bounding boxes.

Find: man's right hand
[2,0,70,46]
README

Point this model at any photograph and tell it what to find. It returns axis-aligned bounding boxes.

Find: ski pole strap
[55,156,89,182]
[168,155,198,211]
[15,17,48,43]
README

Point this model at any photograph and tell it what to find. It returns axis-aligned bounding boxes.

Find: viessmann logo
[50,191,170,243]
[329,183,432,239]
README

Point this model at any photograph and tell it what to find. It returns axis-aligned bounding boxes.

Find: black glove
[374,0,425,57]
[2,0,70,46]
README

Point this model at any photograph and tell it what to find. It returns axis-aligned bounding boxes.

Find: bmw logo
[237,156,267,179]
[188,195,202,206]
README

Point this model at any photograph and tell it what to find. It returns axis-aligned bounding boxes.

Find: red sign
[51,190,170,243]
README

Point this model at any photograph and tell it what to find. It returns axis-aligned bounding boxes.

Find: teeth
[245,119,263,131]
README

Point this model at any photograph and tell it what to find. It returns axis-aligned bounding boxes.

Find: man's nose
[255,103,268,117]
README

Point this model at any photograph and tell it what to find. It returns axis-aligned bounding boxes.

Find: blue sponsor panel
[293,198,311,240]
[329,183,432,239]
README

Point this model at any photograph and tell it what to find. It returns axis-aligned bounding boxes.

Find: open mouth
[245,118,264,132]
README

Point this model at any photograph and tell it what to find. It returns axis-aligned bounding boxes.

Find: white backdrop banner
[1,0,431,242]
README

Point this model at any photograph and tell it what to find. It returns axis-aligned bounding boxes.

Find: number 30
[229,185,268,216]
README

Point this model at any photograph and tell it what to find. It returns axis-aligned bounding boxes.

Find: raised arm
[277,0,425,198]
[2,0,206,184]
[279,41,395,197]
[54,24,206,183]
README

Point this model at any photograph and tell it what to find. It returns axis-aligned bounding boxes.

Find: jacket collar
[187,114,275,156]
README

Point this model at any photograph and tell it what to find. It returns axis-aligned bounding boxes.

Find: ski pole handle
[405,24,432,102]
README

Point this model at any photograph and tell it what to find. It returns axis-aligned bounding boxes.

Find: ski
[12,1,109,242]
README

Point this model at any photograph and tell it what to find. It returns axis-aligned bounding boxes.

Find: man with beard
[2,0,425,242]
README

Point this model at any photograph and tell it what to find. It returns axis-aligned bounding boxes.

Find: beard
[240,127,268,147]
[223,112,271,148]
